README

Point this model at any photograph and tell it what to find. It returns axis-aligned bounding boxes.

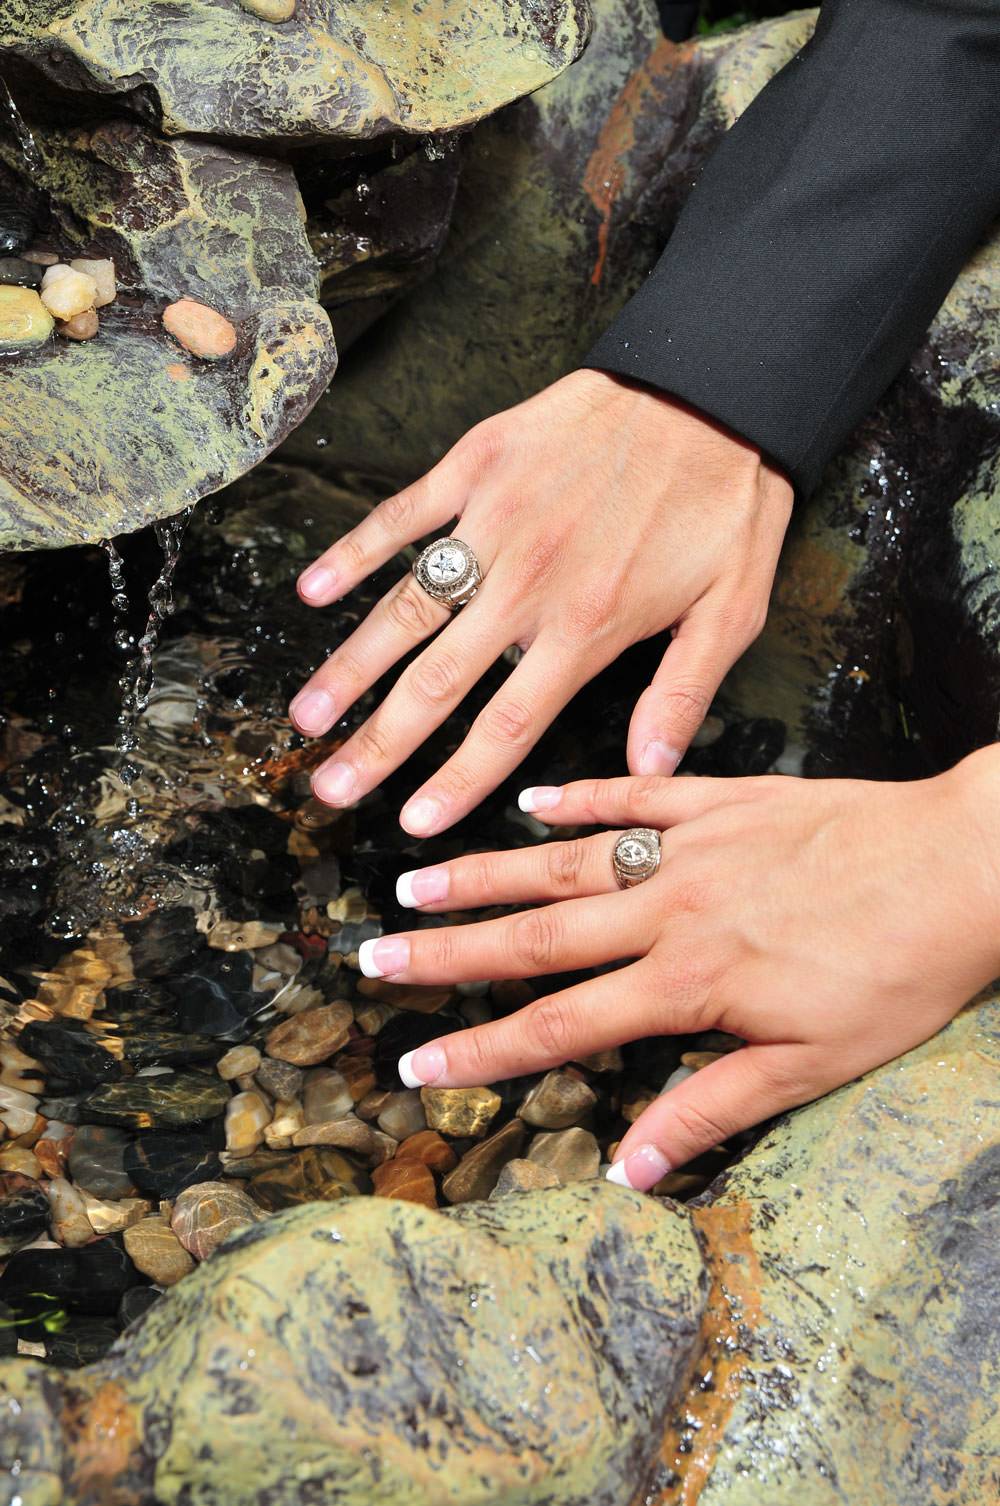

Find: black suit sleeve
[582,0,1000,499]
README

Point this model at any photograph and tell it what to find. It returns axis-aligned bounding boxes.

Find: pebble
[337,1053,376,1102]
[254,1058,303,1102]
[680,1051,726,1072]
[441,1120,527,1204]
[67,1124,135,1199]
[302,1067,354,1124]
[394,1130,457,1174]
[527,1128,601,1181]
[224,1090,271,1157]
[356,979,452,1015]
[206,919,283,952]
[249,1147,367,1211]
[0,286,53,348]
[576,1047,623,1073]
[371,1159,437,1208]
[171,1181,263,1260]
[490,1158,561,1198]
[422,1085,501,1139]
[517,1071,597,1130]
[162,297,237,360]
[354,1000,396,1036]
[23,248,58,266]
[239,0,296,18]
[264,1098,304,1148]
[85,1070,231,1129]
[0,1146,41,1178]
[1,1105,41,1138]
[0,1173,51,1257]
[40,265,98,320]
[124,1128,222,1201]
[19,1018,121,1091]
[691,714,725,748]
[217,1044,262,1081]
[0,1233,140,1315]
[661,1065,695,1095]
[45,1177,95,1248]
[292,1114,384,1161]
[0,256,42,288]
[0,1041,45,1095]
[265,1003,352,1066]
[56,308,99,341]
[356,1088,391,1122]
[69,257,116,307]
[377,1090,427,1142]
[124,1216,195,1286]
[81,1193,150,1236]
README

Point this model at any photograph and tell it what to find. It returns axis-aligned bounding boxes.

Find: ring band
[612,828,662,889]
[412,537,482,611]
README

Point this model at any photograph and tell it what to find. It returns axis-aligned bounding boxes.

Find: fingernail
[398,1044,446,1088]
[312,760,357,807]
[358,936,411,979]
[289,687,337,735]
[638,740,681,777]
[518,786,562,813]
[298,564,338,603]
[396,867,449,908]
[605,1144,671,1192]
[400,796,443,836]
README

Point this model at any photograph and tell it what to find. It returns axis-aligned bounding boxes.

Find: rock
[56,309,99,341]
[301,1067,354,1124]
[336,1053,376,1102]
[376,1089,427,1142]
[69,258,116,307]
[356,1088,391,1122]
[81,1193,150,1237]
[421,1085,501,1139]
[0,1173,50,1256]
[85,1070,231,1129]
[441,1119,527,1204]
[517,1071,597,1129]
[680,1050,725,1072]
[354,1000,396,1036]
[206,919,283,952]
[45,1177,95,1248]
[0,1145,41,1178]
[394,1130,457,1175]
[0,1232,141,1314]
[18,1018,122,1091]
[40,265,98,320]
[265,1004,352,1066]
[249,1146,367,1211]
[292,1114,383,1161]
[124,1129,222,1200]
[43,1316,120,1370]
[163,298,237,360]
[371,1159,437,1208]
[357,980,453,1015]
[490,1159,562,1198]
[33,1127,73,1181]
[0,256,41,288]
[22,248,58,266]
[171,1181,263,1260]
[527,1129,601,1182]
[239,0,295,19]
[165,949,262,1039]
[67,1124,135,1199]
[0,285,52,349]
[661,1065,695,1095]
[254,1058,303,1102]
[224,1090,271,1157]
[118,1028,219,1072]
[123,1217,195,1286]
[217,1045,262,1081]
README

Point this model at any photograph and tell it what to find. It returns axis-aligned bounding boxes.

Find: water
[0,76,44,177]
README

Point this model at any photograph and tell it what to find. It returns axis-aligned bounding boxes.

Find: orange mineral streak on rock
[638,1201,762,1506]
[165,361,192,381]
[62,1379,141,1501]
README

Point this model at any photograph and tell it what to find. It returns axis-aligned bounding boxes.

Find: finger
[398,640,597,837]
[396,831,623,912]
[394,960,666,1087]
[517,772,742,829]
[311,600,512,805]
[297,460,467,608]
[357,888,651,986]
[607,1043,814,1187]
[626,609,737,777]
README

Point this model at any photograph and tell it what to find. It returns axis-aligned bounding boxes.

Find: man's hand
[290,370,793,834]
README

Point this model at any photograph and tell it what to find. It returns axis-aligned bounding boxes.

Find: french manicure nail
[638,740,681,777]
[518,786,562,813]
[605,1144,671,1192]
[289,687,336,735]
[400,796,443,836]
[398,1044,446,1088]
[298,564,338,602]
[358,936,411,979]
[396,867,449,908]
[312,760,357,807]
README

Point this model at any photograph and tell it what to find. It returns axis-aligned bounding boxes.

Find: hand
[290,369,792,835]
[355,751,1000,1187]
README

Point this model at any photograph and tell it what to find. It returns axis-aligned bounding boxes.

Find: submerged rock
[0,1173,50,1257]
[0,285,52,349]
[171,1181,263,1260]
[85,1070,231,1130]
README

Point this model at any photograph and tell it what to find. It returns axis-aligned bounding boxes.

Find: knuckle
[515,535,561,592]
[562,578,623,643]
[524,996,574,1061]
[510,909,562,972]
[461,1027,501,1081]
[545,839,585,896]
[479,696,535,749]
[661,682,711,735]
[428,929,457,975]
[338,533,369,575]
[385,581,437,636]
[437,761,480,801]
[670,1096,734,1150]
[409,650,463,709]
[459,417,505,474]
[469,854,501,896]
[378,487,416,534]
[356,722,393,765]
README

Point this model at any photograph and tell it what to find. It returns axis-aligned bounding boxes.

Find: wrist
[941,745,1000,953]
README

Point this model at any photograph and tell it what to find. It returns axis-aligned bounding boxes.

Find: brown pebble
[356,979,453,1015]
[517,1071,597,1130]
[441,1120,527,1204]
[265,1002,352,1066]
[162,297,237,360]
[395,1129,457,1174]
[336,1053,376,1101]
[421,1085,501,1139]
[23,248,59,266]
[217,1044,262,1081]
[490,1158,561,1198]
[527,1127,601,1182]
[56,308,99,341]
[371,1159,437,1208]
[680,1051,725,1072]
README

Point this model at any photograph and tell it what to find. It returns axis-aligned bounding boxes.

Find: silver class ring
[612,827,662,889]
[412,537,482,611]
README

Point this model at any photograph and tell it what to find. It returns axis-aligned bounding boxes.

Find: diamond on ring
[412,537,482,610]
[612,827,661,889]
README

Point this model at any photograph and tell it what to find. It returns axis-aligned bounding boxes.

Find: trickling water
[0,75,44,176]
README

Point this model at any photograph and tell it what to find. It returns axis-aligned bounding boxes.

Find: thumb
[606,1044,814,1190]
[627,611,737,777]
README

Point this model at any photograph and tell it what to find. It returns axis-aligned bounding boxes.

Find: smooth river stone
[254,1058,303,1102]
[490,1158,562,1198]
[239,0,295,18]
[0,257,42,288]
[18,1018,122,1091]
[40,265,98,320]
[291,1115,391,1164]
[394,1130,457,1174]
[249,1147,368,1212]
[123,1217,196,1286]
[371,1159,437,1208]
[165,949,261,1039]
[84,1070,231,1129]
[0,1232,141,1314]
[162,298,237,360]
[82,1193,150,1237]
[517,1071,597,1129]
[56,309,99,341]
[124,1129,223,1200]
[301,1067,354,1124]
[224,1091,271,1156]
[67,1124,135,1199]
[377,1089,426,1142]
[216,1045,262,1081]
[0,286,53,349]
[421,1085,501,1139]
[45,1177,95,1248]
[68,258,116,307]
[441,1120,527,1205]
[265,1003,352,1066]
[171,1181,263,1260]
[0,1173,50,1256]
[527,1128,601,1182]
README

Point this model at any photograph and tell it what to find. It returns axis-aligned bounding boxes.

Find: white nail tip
[397,1050,424,1089]
[605,1161,634,1189]
[517,788,539,813]
[357,939,383,979]
[396,871,419,908]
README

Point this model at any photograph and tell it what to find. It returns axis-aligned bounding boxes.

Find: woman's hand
[355,751,1000,1187]
[290,370,792,835]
